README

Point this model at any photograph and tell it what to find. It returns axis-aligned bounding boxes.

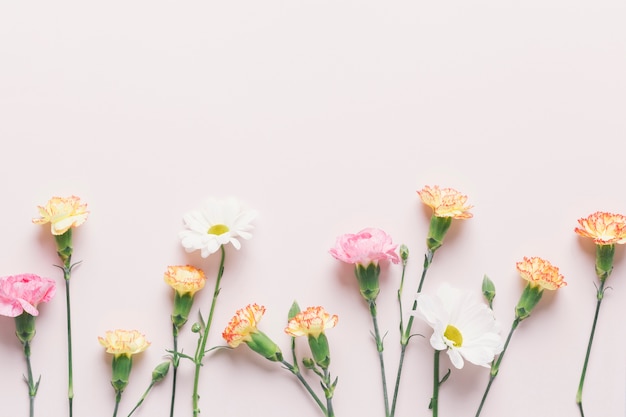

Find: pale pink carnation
[329,228,400,266]
[0,274,56,317]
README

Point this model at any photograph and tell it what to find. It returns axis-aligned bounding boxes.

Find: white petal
[447,348,465,369]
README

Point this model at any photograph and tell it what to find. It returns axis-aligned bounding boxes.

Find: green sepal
[246,331,283,362]
[515,283,544,321]
[482,275,496,307]
[15,312,36,344]
[355,263,381,302]
[426,216,452,252]
[111,354,133,393]
[595,244,615,282]
[171,292,195,330]
[288,301,301,321]
[307,333,331,369]
[54,229,74,267]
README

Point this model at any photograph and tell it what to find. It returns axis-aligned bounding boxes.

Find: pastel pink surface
[0,2,625,417]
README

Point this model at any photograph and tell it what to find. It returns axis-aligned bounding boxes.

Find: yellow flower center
[208,224,229,235]
[444,324,463,347]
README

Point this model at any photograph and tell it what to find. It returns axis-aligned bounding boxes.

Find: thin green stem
[63,270,74,417]
[323,368,336,417]
[127,381,156,417]
[281,360,328,416]
[368,299,389,417]
[576,280,606,417]
[390,249,434,417]
[112,391,122,417]
[475,317,520,417]
[169,324,179,417]
[23,341,37,417]
[192,246,226,417]
[431,350,440,417]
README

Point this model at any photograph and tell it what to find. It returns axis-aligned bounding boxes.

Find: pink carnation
[0,274,56,317]
[329,228,400,266]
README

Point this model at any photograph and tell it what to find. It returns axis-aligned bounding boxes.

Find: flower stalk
[192,246,226,417]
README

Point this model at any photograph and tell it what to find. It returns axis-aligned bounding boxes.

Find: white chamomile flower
[179,197,257,258]
[414,283,503,369]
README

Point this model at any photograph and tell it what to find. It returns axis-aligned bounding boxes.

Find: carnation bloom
[417,185,473,219]
[414,283,502,369]
[0,274,56,317]
[98,329,151,358]
[223,303,266,348]
[164,265,206,297]
[329,228,400,266]
[179,197,257,258]
[32,195,89,236]
[574,211,626,245]
[285,306,339,339]
[516,256,567,291]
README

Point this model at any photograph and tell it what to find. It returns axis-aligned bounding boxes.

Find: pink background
[1,1,625,416]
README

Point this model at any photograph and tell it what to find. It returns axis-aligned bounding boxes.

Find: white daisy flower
[414,283,503,369]
[179,198,257,258]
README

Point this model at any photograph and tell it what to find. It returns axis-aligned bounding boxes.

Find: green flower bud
[302,357,316,369]
[307,332,331,369]
[595,244,615,282]
[111,354,133,393]
[171,292,195,330]
[355,263,381,302]
[15,312,37,344]
[288,301,301,321]
[399,244,409,263]
[515,283,544,321]
[246,331,283,362]
[191,323,201,333]
[151,361,171,383]
[426,216,452,252]
[54,229,74,267]
[482,275,496,307]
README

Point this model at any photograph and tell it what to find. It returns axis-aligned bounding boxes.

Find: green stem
[127,381,156,417]
[192,246,226,417]
[23,341,37,417]
[323,368,336,417]
[576,280,606,417]
[281,360,328,416]
[63,269,74,417]
[169,324,179,417]
[112,391,122,417]
[390,249,434,417]
[431,350,440,417]
[368,299,389,417]
[475,317,520,417]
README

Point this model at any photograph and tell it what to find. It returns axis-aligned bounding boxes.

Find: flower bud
[482,275,496,307]
[14,312,36,344]
[354,263,381,302]
[191,323,201,333]
[426,216,452,252]
[595,244,615,281]
[151,361,171,383]
[246,331,283,362]
[307,333,331,369]
[399,244,409,263]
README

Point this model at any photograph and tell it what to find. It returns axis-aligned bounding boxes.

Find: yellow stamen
[444,324,463,347]
[208,224,229,235]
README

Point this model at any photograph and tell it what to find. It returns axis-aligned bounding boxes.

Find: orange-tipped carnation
[285,306,338,339]
[164,265,206,296]
[32,195,89,236]
[575,211,626,245]
[417,185,473,219]
[516,256,566,291]
[222,303,266,348]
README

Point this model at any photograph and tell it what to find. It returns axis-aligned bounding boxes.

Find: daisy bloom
[575,211,626,281]
[32,195,89,236]
[414,283,502,369]
[222,304,282,361]
[286,306,338,369]
[330,228,399,301]
[515,257,566,321]
[179,197,257,258]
